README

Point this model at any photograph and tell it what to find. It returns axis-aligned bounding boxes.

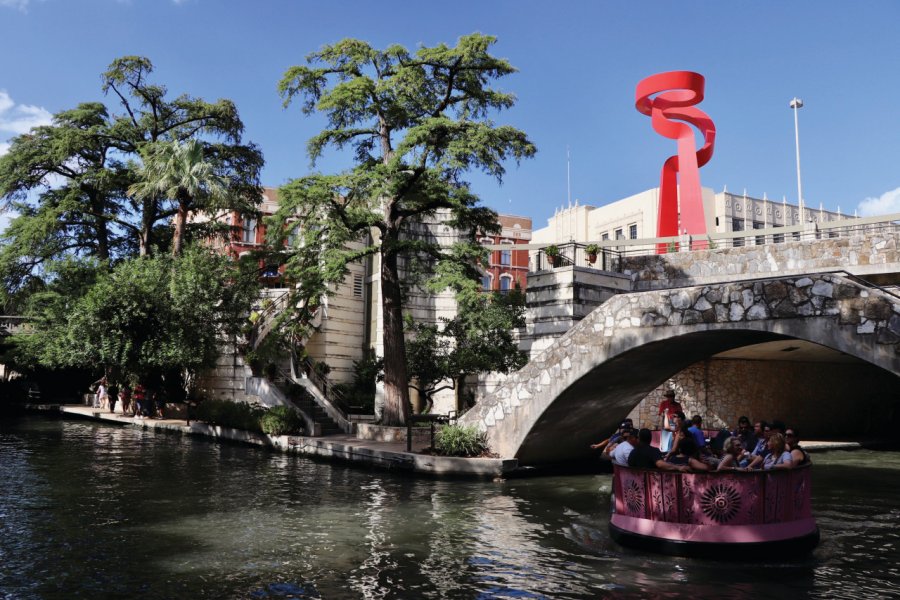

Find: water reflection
[2,417,900,599]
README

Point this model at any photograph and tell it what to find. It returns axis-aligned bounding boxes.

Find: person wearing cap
[590,418,632,450]
[610,427,638,466]
[658,390,681,453]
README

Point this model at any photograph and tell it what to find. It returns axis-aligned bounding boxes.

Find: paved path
[30,404,518,479]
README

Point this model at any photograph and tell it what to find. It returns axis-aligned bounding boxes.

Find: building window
[732,218,744,247]
[614,228,624,240]
[753,221,765,246]
[481,274,492,291]
[353,274,363,298]
[286,224,300,248]
[601,232,609,241]
[499,275,511,295]
[500,248,511,266]
[629,224,637,239]
[242,218,257,244]
[773,225,785,244]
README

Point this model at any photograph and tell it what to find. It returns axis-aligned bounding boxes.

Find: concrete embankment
[28,404,518,479]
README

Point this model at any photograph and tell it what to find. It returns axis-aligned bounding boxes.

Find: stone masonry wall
[627,359,900,437]
[622,232,900,288]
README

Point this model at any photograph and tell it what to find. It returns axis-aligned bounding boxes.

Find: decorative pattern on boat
[613,465,813,526]
[700,483,742,523]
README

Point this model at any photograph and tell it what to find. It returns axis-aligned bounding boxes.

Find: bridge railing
[505,212,900,273]
[612,464,813,526]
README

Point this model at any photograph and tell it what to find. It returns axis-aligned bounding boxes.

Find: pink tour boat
[610,464,819,558]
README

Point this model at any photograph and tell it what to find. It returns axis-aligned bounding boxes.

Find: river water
[1,415,899,599]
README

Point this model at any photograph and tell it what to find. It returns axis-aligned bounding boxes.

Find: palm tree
[130,139,228,256]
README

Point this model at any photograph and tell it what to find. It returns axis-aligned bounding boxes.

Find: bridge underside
[515,330,793,465]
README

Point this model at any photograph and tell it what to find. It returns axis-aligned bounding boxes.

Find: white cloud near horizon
[0,90,52,136]
[857,187,900,217]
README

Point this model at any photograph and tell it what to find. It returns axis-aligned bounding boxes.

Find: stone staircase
[287,385,343,436]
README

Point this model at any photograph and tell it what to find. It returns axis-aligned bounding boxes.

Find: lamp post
[789,97,804,228]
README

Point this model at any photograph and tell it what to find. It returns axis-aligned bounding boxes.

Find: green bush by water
[434,424,489,457]
[195,399,266,432]
[260,406,304,435]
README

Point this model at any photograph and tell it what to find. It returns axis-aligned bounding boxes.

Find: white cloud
[0,141,9,156]
[0,0,30,11]
[0,90,52,136]
[857,187,900,217]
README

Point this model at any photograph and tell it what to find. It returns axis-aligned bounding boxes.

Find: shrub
[260,405,304,436]
[195,399,265,432]
[434,424,489,457]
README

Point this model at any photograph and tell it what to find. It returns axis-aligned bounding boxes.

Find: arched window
[481,274,493,291]
[499,275,512,295]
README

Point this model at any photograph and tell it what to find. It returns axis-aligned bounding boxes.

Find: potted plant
[585,243,600,264]
[545,244,561,267]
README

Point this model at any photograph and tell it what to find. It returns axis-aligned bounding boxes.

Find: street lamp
[789,97,804,227]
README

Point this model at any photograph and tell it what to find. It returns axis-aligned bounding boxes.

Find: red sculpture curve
[636,71,716,251]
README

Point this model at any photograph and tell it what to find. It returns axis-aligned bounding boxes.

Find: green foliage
[333,350,383,413]
[195,398,265,432]
[545,244,560,258]
[707,236,718,250]
[406,289,527,409]
[14,247,257,391]
[271,33,535,425]
[585,244,600,256]
[259,405,304,436]
[434,424,489,457]
[666,241,677,254]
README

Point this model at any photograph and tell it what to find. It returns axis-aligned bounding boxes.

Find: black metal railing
[533,243,624,272]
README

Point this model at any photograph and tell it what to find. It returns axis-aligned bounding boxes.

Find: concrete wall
[626,358,900,437]
[521,266,631,358]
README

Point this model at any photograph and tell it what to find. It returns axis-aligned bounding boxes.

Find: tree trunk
[172,200,188,257]
[379,244,411,426]
[139,197,155,257]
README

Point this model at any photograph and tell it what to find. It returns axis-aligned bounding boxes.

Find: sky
[1,0,899,235]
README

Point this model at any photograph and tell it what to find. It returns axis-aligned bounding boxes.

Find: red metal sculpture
[635,71,716,250]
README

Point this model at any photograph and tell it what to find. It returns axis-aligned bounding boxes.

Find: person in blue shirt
[688,415,708,450]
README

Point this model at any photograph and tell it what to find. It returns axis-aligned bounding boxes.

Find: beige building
[533,187,850,247]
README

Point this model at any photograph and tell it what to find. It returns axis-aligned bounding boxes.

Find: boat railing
[612,463,813,527]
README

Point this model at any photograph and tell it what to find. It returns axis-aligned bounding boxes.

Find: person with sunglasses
[785,429,811,467]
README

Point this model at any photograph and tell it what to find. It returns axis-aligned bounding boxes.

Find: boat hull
[609,464,819,559]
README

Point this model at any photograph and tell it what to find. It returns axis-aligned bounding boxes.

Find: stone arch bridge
[459,273,900,465]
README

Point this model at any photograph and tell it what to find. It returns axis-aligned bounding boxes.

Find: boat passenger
[688,415,708,450]
[628,428,689,472]
[749,433,792,470]
[785,428,811,467]
[658,390,681,452]
[590,419,632,451]
[610,428,637,466]
[732,416,755,451]
[716,436,747,471]
[665,438,710,471]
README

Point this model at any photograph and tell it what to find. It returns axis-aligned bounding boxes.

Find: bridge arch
[460,274,900,464]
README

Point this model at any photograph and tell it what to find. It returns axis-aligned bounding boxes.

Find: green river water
[1,415,899,599]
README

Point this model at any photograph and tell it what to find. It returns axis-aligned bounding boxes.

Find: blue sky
[1,0,899,234]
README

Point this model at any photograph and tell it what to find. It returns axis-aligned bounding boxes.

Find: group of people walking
[594,390,811,473]
[92,378,159,418]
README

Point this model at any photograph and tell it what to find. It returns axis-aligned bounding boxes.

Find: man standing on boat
[658,390,681,452]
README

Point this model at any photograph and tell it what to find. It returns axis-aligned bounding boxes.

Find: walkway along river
[2,414,900,598]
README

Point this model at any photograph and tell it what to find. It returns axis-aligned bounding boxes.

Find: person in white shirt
[610,428,637,466]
